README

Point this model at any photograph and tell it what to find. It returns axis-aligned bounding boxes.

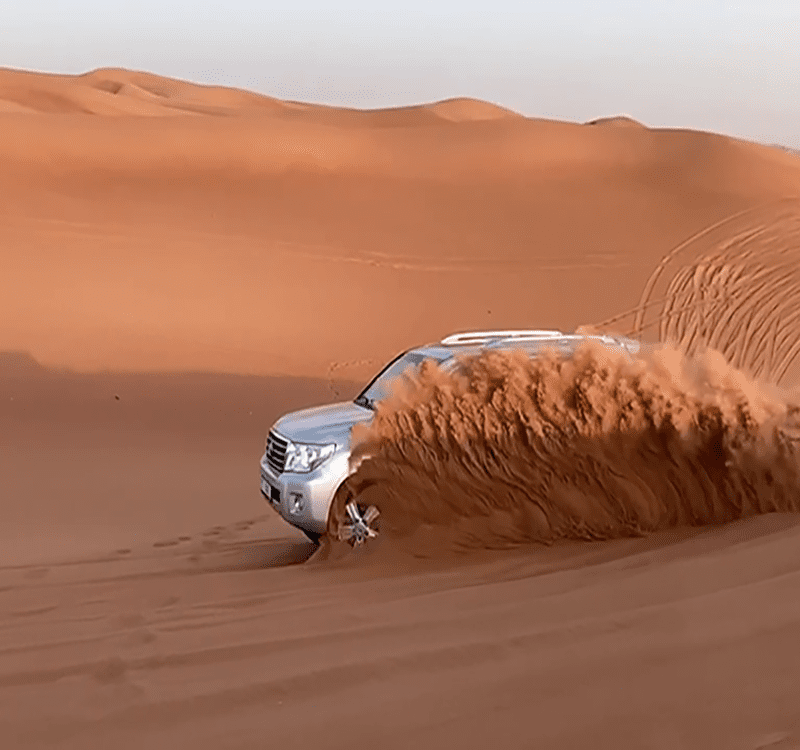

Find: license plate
[261,472,280,505]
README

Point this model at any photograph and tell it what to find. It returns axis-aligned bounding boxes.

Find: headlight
[284,441,336,473]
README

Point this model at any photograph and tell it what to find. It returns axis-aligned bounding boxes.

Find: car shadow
[198,537,320,572]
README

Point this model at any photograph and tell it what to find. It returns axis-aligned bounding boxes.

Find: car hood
[273,401,373,446]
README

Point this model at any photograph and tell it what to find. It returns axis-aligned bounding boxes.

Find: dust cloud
[344,341,800,551]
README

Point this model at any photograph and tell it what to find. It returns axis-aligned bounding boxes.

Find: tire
[326,481,380,546]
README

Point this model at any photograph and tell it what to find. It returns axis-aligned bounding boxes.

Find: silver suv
[259,330,639,545]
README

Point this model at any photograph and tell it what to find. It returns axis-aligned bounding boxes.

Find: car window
[354,351,450,409]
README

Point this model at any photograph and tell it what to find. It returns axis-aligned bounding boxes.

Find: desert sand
[3,67,800,749]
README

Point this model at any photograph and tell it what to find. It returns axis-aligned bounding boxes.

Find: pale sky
[3,0,799,147]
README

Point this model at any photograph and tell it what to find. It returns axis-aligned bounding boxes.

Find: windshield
[352,340,622,410]
[354,350,450,410]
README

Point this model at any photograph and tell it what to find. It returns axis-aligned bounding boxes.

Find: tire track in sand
[596,197,800,385]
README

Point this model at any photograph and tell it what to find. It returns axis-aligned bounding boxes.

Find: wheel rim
[337,501,380,546]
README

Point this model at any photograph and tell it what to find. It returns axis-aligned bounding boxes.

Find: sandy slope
[0,357,360,567]
[3,67,800,748]
[3,67,800,383]
[3,506,800,749]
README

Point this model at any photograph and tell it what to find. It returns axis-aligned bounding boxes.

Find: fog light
[288,492,305,515]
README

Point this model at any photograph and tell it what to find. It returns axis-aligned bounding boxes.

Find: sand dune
[0,68,521,124]
[591,198,800,384]
[0,67,289,116]
[2,68,800,382]
[4,67,800,747]
[426,96,523,121]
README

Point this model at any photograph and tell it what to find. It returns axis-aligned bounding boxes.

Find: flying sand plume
[341,341,800,552]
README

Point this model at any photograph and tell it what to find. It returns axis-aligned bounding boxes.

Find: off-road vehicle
[259,330,639,545]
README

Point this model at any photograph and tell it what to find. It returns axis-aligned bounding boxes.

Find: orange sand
[3,67,800,749]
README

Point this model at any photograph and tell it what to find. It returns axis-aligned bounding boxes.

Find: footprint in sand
[92,656,128,684]
[112,612,146,629]
[753,733,800,749]
[75,657,146,717]
[201,525,238,542]
[119,627,157,647]
[152,539,180,548]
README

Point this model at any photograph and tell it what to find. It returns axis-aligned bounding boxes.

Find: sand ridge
[2,69,800,380]
[0,67,521,124]
[0,67,290,116]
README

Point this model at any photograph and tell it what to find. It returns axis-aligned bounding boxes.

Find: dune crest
[0,67,526,123]
[425,97,522,122]
[586,115,646,128]
[0,67,289,117]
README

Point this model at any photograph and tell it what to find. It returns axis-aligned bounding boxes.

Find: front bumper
[259,450,348,535]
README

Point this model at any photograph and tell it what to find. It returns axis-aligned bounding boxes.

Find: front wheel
[327,482,380,547]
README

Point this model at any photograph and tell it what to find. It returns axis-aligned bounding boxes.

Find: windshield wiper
[354,395,374,410]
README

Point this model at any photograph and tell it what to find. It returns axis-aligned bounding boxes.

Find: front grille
[266,430,288,474]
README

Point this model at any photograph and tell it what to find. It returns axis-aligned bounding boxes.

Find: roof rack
[440,329,564,346]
